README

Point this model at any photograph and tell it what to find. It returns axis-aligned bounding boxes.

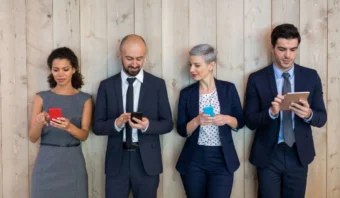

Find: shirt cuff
[141,123,149,133]
[268,108,279,119]
[304,110,314,123]
[114,118,125,132]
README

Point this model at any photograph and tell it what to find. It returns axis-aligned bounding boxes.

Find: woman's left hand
[213,114,229,126]
[50,117,71,131]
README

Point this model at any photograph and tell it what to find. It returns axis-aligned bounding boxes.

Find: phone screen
[49,108,62,120]
[131,112,143,124]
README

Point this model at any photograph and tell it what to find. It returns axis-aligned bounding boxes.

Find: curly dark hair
[271,23,301,47]
[47,47,84,89]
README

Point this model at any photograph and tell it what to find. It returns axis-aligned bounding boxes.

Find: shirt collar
[121,69,144,83]
[272,63,294,79]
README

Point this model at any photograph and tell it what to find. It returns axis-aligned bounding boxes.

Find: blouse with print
[198,89,221,146]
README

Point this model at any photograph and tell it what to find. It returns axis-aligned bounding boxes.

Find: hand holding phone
[131,112,143,124]
[48,108,62,120]
[203,106,214,117]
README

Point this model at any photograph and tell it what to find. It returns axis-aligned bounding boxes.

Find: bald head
[119,34,147,76]
[119,34,147,53]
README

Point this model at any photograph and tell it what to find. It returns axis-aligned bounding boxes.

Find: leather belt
[123,142,139,151]
[40,142,80,147]
[277,142,295,148]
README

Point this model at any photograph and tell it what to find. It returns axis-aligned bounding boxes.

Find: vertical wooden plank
[162,0,189,197]
[26,0,53,196]
[244,0,272,197]
[272,0,300,63]
[327,1,340,197]
[0,2,3,195]
[0,0,28,197]
[300,1,327,197]
[272,0,300,26]
[53,0,80,56]
[189,0,216,47]
[107,0,134,77]
[135,0,162,77]
[80,0,108,197]
[216,0,244,197]
[135,0,163,197]
[189,0,217,81]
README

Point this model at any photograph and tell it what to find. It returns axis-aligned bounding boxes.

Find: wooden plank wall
[0,0,339,197]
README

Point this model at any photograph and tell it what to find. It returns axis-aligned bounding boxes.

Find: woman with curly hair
[29,47,92,198]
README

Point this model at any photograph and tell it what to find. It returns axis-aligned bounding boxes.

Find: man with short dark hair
[244,23,327,198]
[93,34,173,198]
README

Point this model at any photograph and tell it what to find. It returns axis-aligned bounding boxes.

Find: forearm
[226,116,238,129]
[29,123,44,143]
[186,117,199,136]
[145,119,173,135]
[66,124,89,141]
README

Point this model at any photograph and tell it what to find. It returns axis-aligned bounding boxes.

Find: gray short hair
[189,44,216,63]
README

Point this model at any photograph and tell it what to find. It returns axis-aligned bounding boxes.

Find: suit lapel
[267,64,278,98]
[294,64,304,92]
[190,82,199,116]
[215,79,225,114]
[137,71,147,112]
[114,73,124,114]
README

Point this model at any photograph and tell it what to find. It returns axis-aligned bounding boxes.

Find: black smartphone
[131,112,143,124]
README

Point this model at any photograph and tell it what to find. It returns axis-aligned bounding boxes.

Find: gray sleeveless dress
[31,90,91,198]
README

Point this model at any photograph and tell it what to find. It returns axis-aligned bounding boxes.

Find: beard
[123,65,141,76]
[122,60,142,76]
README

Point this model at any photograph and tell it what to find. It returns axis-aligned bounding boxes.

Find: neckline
[200,89,216,96]
[49,90,80,96]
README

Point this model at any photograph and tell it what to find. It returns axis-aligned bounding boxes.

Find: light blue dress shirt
[268,64,313,143]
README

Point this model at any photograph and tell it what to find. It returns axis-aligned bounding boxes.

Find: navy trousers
[181,145,234,198]
[257,143,308,198]
[105,149,159,198]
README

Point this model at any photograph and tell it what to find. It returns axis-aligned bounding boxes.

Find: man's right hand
[116,113,131,128]
[269,94,285,116]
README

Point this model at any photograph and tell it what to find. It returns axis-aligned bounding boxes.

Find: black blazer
[244,64,327,168]
[176,79,244,174]
[93,71,173,176]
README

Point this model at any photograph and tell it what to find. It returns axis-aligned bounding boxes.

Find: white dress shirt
[114,69,146,142]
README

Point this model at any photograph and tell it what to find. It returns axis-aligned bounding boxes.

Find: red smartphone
[48,108,62,120]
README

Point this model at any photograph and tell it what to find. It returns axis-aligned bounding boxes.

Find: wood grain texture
[162,0,189,197]
[107,0,134,77]
[216,0,244,197]
[26,1,53,196]
[53,0,80,57]
[80,0,108,197]
[327,0,340,197]
[0,0,28,197]
[244,0,272,197]
[300,0,328,197]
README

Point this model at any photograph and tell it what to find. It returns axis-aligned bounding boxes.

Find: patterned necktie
[126,78,136,147]
[282,72,295,147]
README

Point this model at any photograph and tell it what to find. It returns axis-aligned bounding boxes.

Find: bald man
[93,34,173,198]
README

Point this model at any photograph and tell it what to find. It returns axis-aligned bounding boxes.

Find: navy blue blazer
[244,64,327,168]
[176,79,244,174]
[92,71,173,176]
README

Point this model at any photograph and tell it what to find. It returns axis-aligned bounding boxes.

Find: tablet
[281,92,310,110]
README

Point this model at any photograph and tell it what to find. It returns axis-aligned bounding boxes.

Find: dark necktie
[282,72,295,147]
[126,78,136,147]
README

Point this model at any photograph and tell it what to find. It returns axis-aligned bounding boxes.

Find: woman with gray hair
[176,44,244,198]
